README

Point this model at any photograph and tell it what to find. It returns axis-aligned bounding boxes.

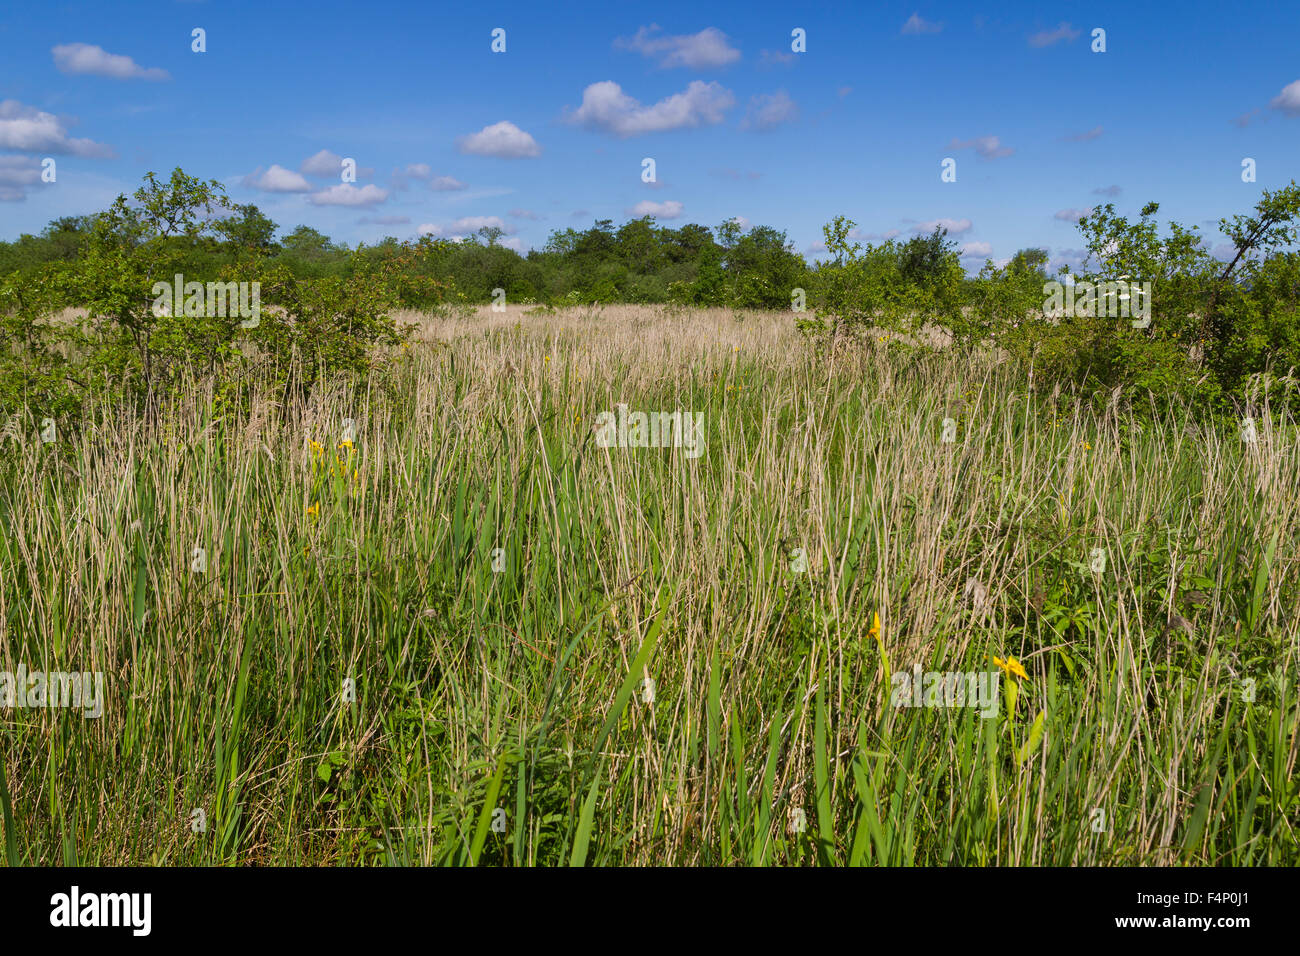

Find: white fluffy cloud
[913,217,972,235]
[959,241,993,258]
[242,165,312,192]
[0,155,45,186]
[741,90,798,131]
[457,121,541,158]
[849,227,901,242]
[0,155,47,200]
[449,215,511,232]
[568,81,734,137]
[390,164,464,191]
[0,99,113,156]
[616,25,740,69]
[1270,79,1300,116]
[52,43,169,80]
[299,149,371,179]
[301,149,344,177]
[308,184,389,206]
[1054,208,1094,222]
[627,200,684,219]
[417,216,516,239]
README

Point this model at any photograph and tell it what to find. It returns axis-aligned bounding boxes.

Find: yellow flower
[338,440,354,454]
[309,439,323,457]
[993,655,1028,681]
[306,502,319,518]
[869,612,881,645]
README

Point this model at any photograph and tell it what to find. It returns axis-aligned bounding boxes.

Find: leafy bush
[0,168,446,422]
[810,216,965,337]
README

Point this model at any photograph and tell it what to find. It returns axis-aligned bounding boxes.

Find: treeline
[0,198,968,311]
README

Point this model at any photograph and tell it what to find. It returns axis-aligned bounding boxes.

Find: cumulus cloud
[307,184,388,206]
[959,241,992,258]
[0,99,114,156]
[0,155,45,186]
[300,149,371,179]
[849,227,902,242]
[417,216,516,239]
[449,215,512,233]
[947,134,1014,159]
[390,163,430,190]
[242,164,312,192]
[741,90,798,131]
[1064,125,1103,142]
[390,164,464,191]
[1092,184,1122,197]
[0,155,48,200]
[1054,207,1094,222]
[52,43,169,80]
[1269,79,1300,117]
[1028,23,1081,47]
[457,121,541,158]
[301,149,346,177]
[568,80,734,137]
[911,217,972,235]
[616,25,740,69]
[509,208,540,220]
[627,199,684,219]
[901,13,943,35]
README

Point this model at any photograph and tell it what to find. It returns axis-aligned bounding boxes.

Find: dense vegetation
[2,170,1298,866]
[1,307,1297,865]
[2,167,1300,424]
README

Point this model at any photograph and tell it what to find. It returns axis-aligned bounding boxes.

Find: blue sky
[2,0,1298,272]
